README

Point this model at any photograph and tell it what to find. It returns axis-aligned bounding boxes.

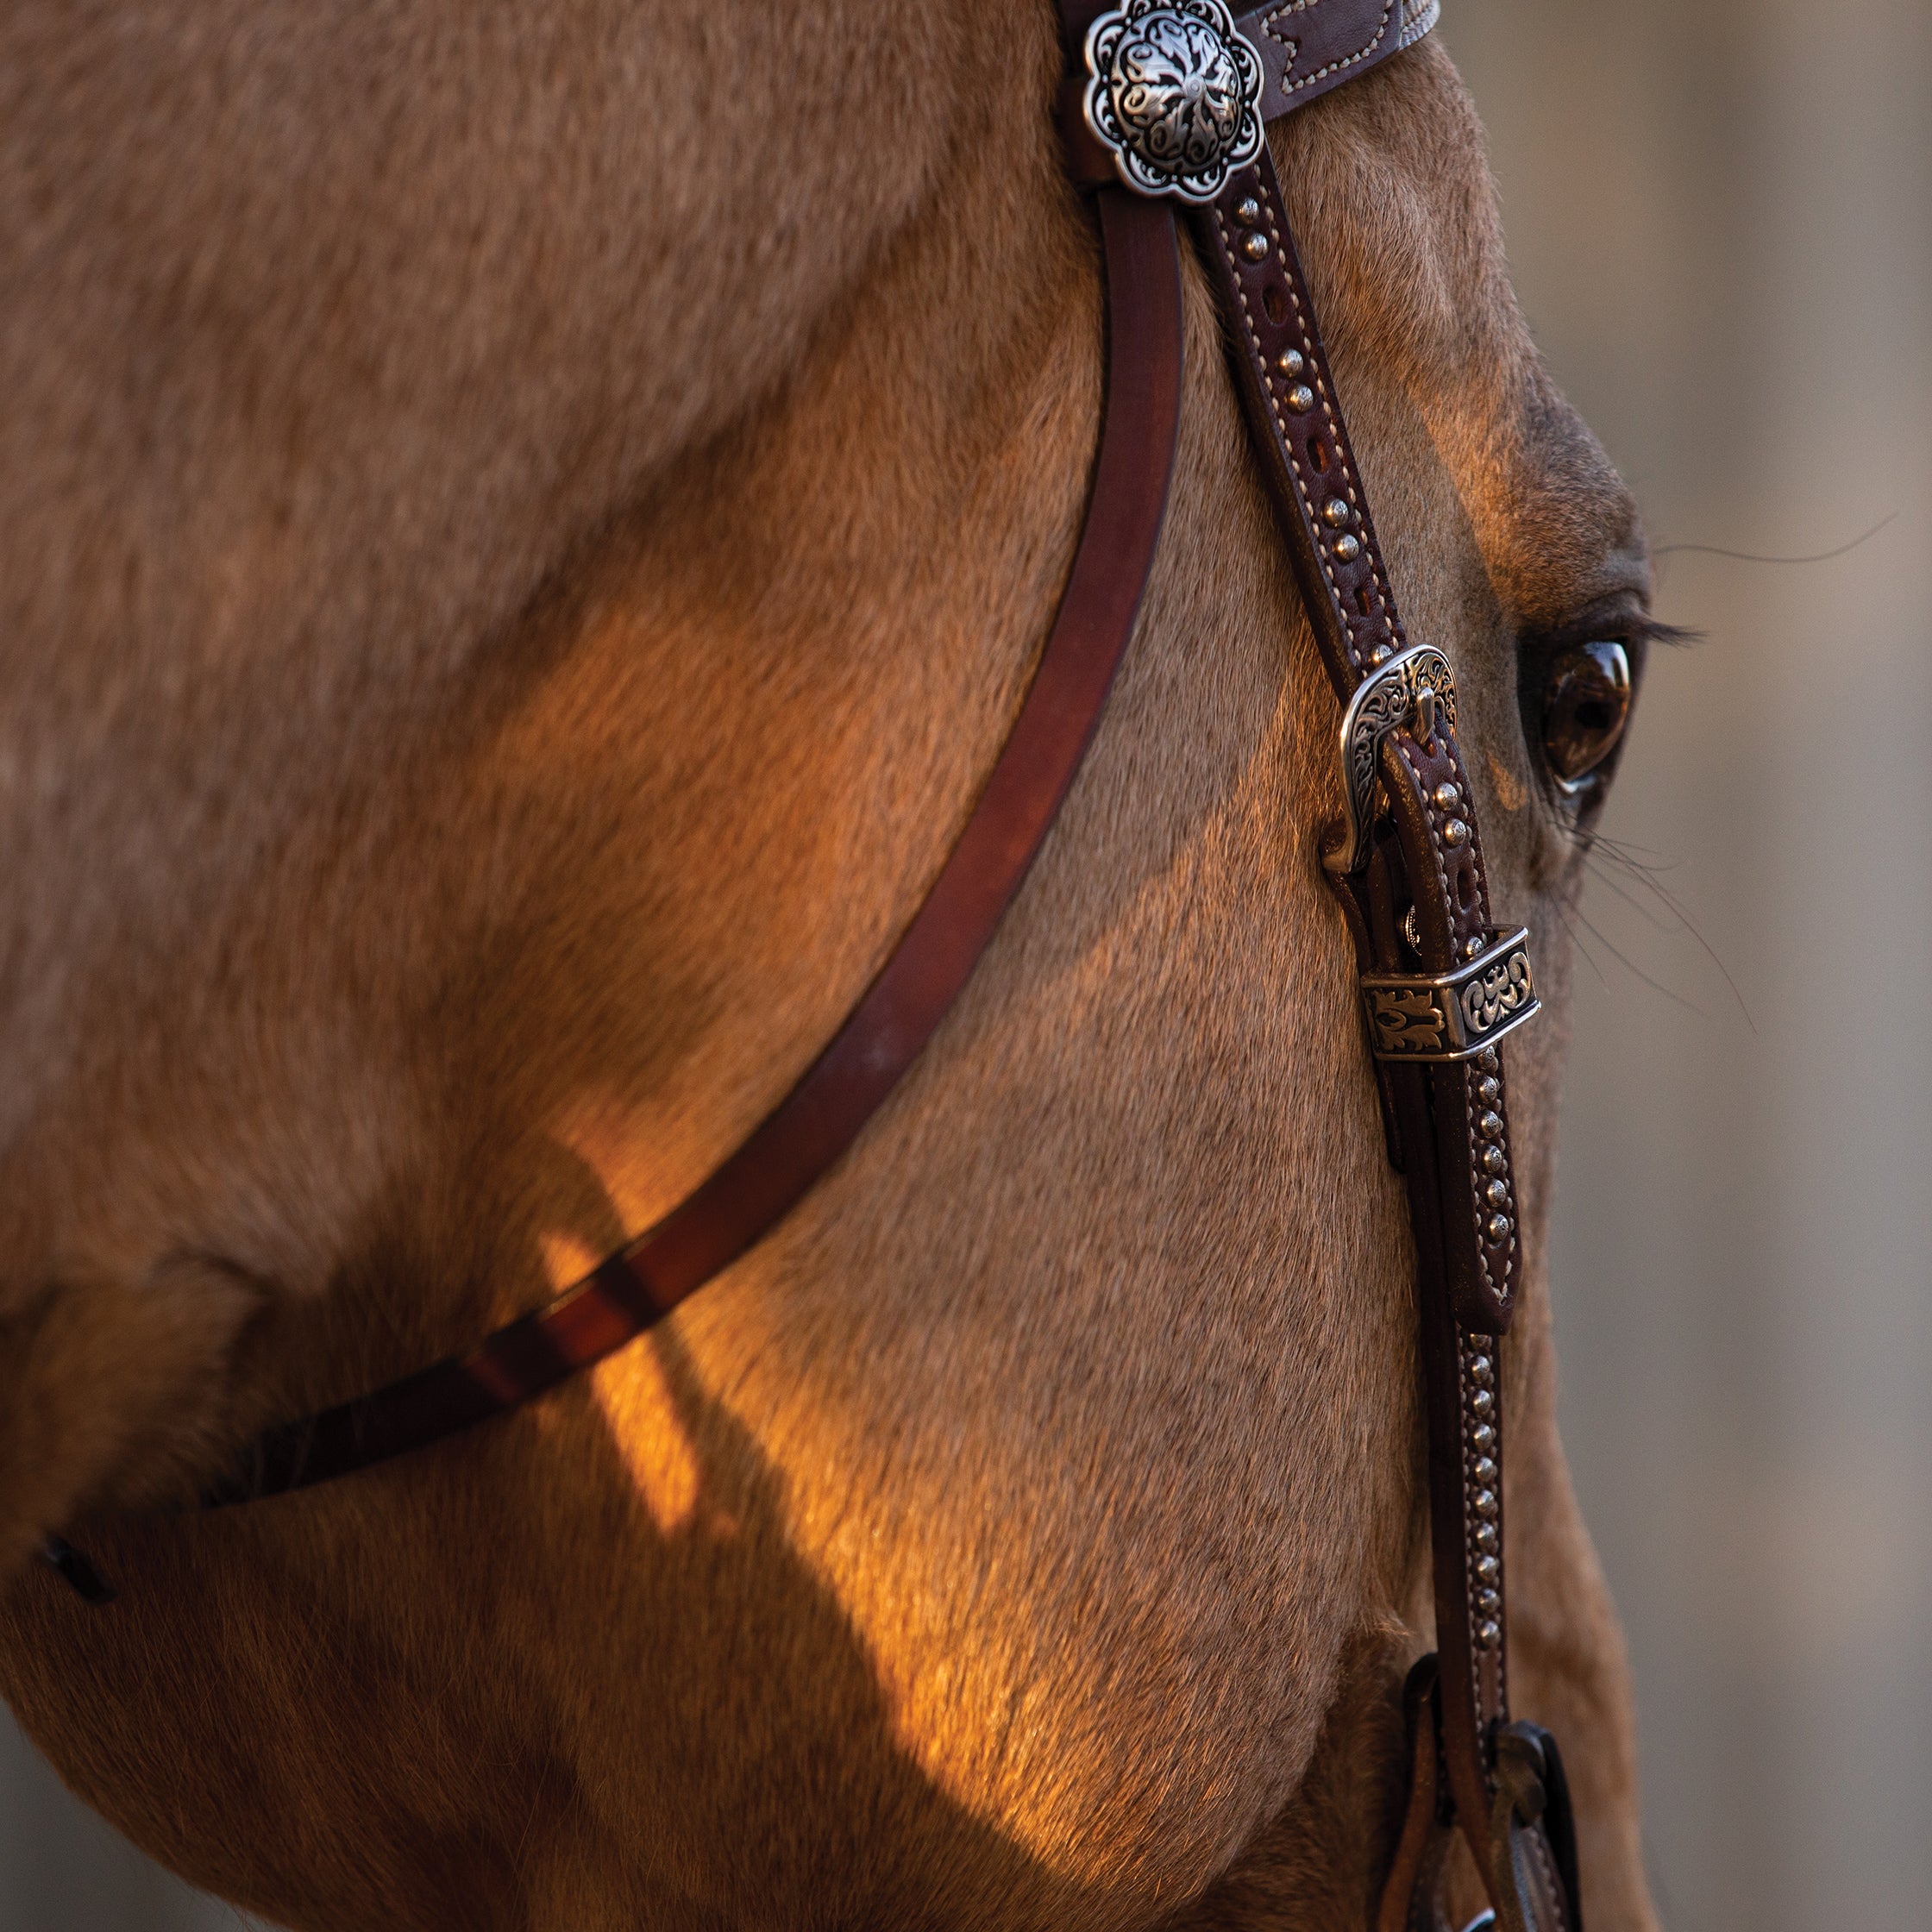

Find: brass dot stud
[1367,643,1391,667]
[1322,496,1352,528]
[1465,933,1486,960]
[1474,1457,1498,1487]
[1470,1354,1495,1387]
[1488,1214,1514,1244]
[1477,1047,1500,1073]
[1275,348,1306,378]
[1474,1517,1499,1549]
[1432,781,1460,810]
[1285,383,1315,412]
[1233,196,1262,227]
[1442,816,1470,846]
[1483,1145,1508,1176]
[1486,1178,1509,1208]
[1472,1455,1497,1485]
[1240,231,1270,262]
[1478,1110,1505,1140]
[1477,1076,1502,1107]
[1333,533,1361,562]
[1477,1618,1502,1650]
[1475,1489,1500,1521]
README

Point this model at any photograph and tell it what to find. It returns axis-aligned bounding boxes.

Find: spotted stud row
[1469,1044,1515,1249]
[1465,1335,1503,1650]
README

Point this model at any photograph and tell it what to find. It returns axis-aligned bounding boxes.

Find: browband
[51,4,1581,1927]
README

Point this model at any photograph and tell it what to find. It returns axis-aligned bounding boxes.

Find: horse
[0,2,1659,1926]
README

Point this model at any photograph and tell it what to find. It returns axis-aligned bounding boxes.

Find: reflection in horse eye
[1541,640,1632,790]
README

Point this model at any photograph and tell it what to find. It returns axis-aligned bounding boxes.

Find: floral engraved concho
[1083,0,1265,204]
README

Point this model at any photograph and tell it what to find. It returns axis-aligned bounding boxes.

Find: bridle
[42,3,1585,1926]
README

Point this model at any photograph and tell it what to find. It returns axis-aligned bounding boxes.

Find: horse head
[0,3,1655,1926]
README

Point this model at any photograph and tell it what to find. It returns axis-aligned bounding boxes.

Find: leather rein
[47,3,1582,1926]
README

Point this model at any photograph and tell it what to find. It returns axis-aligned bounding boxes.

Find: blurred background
[1450,0,1932,1926]
[3,0,1928,1924]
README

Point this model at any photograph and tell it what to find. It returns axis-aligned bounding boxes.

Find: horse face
[0,8,1651,1926]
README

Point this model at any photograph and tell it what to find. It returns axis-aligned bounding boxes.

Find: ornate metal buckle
[1361,926,1541,1063]
[1082,0,1264,204]
[1324,643,1458,877]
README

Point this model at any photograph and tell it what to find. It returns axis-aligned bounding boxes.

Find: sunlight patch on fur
[590,1344,702,1534]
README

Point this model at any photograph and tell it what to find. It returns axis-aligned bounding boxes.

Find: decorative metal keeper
[1361,926,1541,1063]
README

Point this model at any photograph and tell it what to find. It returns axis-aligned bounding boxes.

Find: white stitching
[1458,1328,1499,1733]
[1213,183,1399,676]
[1396,736,1515,1307]
[1441,736,1519,1294]
[1258,5,1298,58]
[1259,0,1397,97]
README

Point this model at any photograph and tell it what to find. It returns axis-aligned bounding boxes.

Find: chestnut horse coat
[0,4,1656,1928]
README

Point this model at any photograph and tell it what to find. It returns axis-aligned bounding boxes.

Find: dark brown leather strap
[1377,1659,1452,1932]
[1188,151,1523,1324]
[202,186,1185,1503]
[1185,146,1571,1929]
[1233,0,1437,118]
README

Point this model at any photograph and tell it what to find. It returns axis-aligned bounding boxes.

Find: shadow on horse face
[0,1143,1167,1929]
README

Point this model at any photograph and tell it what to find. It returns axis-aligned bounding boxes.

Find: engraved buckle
[1324,644,1458,877]
[1361,926,1541,1063]
[1082,0,1265,204]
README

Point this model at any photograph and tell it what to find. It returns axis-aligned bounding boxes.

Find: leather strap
[1060,0,1439,185]
[1185,142,1573,1929]
[199,187,1185,1502]
[1234,0,1440,119]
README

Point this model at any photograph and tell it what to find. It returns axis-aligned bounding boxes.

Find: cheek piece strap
[1067,1,1578,1923]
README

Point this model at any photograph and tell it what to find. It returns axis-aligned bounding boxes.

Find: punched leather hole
[1263,282,1289,325]
[1308,436,1329,470]
[1457,864,1475,913]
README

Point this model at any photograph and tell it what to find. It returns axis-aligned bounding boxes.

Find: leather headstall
[1066,2,1577,1923]
[47,3,1580,1928]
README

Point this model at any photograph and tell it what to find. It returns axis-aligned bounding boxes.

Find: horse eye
[1540,640,1632,791]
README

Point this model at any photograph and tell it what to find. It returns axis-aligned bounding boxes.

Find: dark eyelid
[1521,592,1653,656]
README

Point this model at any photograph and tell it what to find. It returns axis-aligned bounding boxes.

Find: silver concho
[1082,0,1265,204]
